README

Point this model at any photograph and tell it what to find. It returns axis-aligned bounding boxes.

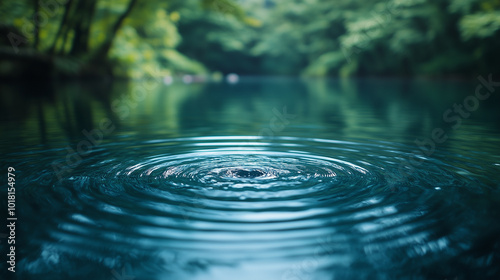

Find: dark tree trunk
[33,0,40,49]
[49,0,75,54]
[94,0,138,59]
[69,0,98,56]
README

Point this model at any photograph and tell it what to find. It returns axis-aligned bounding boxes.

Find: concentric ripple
[15,136,500,279]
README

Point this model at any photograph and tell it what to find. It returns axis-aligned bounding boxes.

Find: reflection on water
[3,78,500,149]
[1,78,500,279]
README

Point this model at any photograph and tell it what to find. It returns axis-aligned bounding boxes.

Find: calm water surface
[1,77,500,279]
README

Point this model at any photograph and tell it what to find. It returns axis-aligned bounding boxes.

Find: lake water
[1,77,500,279]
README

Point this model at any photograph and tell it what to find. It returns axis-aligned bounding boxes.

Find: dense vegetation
[0,0,499,79]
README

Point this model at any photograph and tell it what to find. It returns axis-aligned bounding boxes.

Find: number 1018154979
[7,167,16,217]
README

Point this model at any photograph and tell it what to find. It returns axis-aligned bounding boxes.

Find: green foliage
[201,0,246,20]
[460,11,500,39]
[0,0,216,77]
[109,5,206,78]
[257,0,498,76]
[173,0,263,74]
[303,52,345,77]
[1,0,499,78]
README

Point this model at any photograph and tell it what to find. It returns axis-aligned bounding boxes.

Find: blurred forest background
[0,0,499,80]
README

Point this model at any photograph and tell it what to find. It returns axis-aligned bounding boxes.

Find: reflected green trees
[2,77,499,151]
[0,0,499,78]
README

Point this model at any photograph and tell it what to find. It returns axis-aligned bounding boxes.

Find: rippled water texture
[8,136,500,280]
[2,79,500,279]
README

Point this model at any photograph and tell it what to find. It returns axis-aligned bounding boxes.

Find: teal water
[1,77,500,279]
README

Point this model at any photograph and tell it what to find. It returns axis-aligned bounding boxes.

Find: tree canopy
[0,0,499,79]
